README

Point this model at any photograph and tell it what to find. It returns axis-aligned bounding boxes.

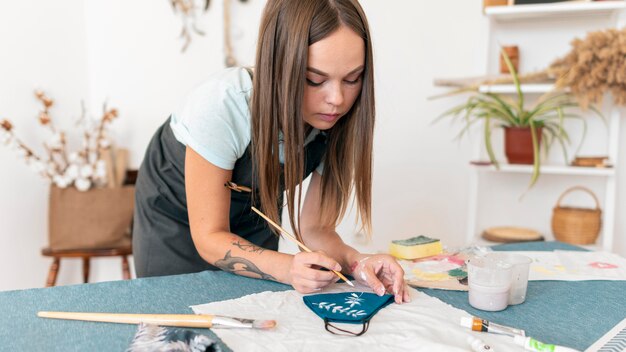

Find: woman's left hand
[350,254,411,304]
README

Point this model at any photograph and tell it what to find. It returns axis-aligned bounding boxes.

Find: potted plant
[435,49,604,187]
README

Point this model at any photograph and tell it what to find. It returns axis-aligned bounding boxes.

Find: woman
[133,0,410,304]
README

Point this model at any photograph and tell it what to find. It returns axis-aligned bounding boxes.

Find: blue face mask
[303,292,394,336]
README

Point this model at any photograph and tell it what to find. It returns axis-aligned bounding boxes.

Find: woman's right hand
[288,251,342,293]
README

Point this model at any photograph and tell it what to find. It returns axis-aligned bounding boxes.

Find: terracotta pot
[499,45,519,74]
[504,126,542,164]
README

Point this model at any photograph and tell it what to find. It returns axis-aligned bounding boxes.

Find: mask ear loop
[324,318,370,337]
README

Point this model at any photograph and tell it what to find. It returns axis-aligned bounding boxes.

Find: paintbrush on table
[37,311,276,330]
[251,206,355,287]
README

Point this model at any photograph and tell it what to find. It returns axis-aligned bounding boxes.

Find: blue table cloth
[0,241,623,351]
[422,242,625,351]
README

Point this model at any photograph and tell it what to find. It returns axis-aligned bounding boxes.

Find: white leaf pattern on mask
[312,301,367,318]
[344,293,365,308]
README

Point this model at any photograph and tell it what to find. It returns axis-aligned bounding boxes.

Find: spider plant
[435,49,604,188]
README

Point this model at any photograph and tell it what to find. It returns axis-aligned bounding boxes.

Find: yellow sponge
[389,235,443,260]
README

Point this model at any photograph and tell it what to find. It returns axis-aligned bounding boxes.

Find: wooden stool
[41,246,132,287]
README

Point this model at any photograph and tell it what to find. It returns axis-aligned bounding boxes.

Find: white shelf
[478,83,556,94]
[463,2,623,253]
[473,163,615,176]
[485,1,626,21]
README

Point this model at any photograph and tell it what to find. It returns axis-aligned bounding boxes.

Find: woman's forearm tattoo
[215,250,276,281]
[231,239,266,254]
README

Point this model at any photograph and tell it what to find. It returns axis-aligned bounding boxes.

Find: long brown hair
[251,0,375,241]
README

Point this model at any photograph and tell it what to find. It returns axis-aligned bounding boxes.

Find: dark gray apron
[132,118,327,277]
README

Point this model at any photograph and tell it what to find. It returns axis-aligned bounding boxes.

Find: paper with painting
[399,251,469,291]
[506,251,626,281]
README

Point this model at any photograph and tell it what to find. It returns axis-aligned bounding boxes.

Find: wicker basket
[551,186,602,245]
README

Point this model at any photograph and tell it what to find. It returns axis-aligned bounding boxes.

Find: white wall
[0,1,90,291]
[0,0,623,291]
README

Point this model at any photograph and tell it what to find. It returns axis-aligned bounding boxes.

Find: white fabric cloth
[170,67,323,173]
[191,283,522,351]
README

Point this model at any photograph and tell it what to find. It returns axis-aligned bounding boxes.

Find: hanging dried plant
[170,0,209,52]
[223,0,237,67]
[170,0,247,61]
[549,27,626,109]
[0,91,119,191]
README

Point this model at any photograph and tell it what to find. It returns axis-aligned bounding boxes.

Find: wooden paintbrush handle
[38,311,215,328]
[251,207,312,251]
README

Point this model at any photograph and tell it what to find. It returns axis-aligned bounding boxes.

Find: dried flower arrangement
[170,0,247,60]
[437,27,626,109]
[0,91,119,192]
[550,27,626,109]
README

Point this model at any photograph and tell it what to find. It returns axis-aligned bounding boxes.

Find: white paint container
[468,281,511,311]
[486,252,532,305]
[467,256,512,311]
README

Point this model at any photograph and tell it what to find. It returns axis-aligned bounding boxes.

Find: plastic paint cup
[468,282,511,311]
[486,252,532,305]
[467,256,512,311]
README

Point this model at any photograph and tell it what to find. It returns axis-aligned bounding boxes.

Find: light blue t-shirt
[170,67,324,173]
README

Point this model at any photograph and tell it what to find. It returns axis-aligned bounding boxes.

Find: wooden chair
[41,246,132,287]
[42,170,138,287]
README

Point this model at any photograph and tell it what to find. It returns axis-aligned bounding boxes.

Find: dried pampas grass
[550,27,626,108]
[434,27,626,109]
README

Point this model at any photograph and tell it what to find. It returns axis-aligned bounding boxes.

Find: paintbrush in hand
[251,206,355,287]
[37,311,276,330]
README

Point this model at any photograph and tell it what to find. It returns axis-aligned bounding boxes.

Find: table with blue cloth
[0,241,624,351]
